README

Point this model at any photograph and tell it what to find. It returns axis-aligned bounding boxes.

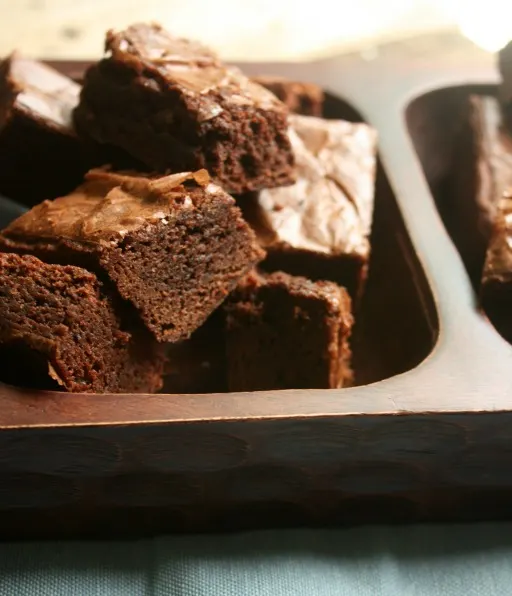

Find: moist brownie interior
[0,169,265,342]
[0,252,165,393]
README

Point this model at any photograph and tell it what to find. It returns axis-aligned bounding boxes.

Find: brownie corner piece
[252,75,324,116]
[0,169,265,343]
[0,252,165,393]
[74,22,295,194]
[224,270,353,391]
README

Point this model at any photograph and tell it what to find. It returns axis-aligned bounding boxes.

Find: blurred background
[0,0,509,60]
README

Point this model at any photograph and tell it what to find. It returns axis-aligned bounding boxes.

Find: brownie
[0,53,98,206]
[0,169,264,343]
[449,96,512,284]
[240,114,377,300]
[481,193,512,342]
[224,270,353,391]
[0,253,165,393]
[163,309,227,394]
[252,76,324,116]
[73,23,295,194]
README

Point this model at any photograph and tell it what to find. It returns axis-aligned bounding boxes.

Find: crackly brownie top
[246,114,377,257]
[0,52,80,131]
[1,168,224,247]
[103,23,283,121]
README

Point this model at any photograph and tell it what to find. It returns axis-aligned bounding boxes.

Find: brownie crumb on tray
[73,22,296,194]
[0,253,165,393]
[240,114,377,301]
[0,168,264,343]
[224,270,353,391]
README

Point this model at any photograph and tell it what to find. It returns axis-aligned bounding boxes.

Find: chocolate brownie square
[224,270,353,391]
[0,53,97,206]
[74,23,295,194]
[0,53,137,207]
[240,114,377,300]
[449,96,512,284]
[0,253,165,393]
[0,169,264,343]
[0,53,99,206]
[481,193,512,343]
[252,76,324,116]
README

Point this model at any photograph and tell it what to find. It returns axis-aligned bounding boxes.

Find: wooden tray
[1,33,510,540]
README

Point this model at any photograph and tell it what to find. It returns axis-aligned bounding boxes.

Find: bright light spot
[434,0,512,52]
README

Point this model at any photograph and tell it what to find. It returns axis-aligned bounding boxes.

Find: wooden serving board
[1,33,510,540]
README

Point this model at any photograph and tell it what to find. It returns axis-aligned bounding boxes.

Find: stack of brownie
[449,40,512,342]
[0,22,377,394]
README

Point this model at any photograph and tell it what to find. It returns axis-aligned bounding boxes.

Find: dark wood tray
[1,33,510,540]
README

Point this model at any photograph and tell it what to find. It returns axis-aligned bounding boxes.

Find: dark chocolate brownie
[224,270,353,391]
[73,23,295,194]
[252,76,324,116]
[481,193,512,343]
[0,253,165,393]
[0,53,105,206]
[163,309,227,393]
[240,114,377,300]
[449,96,512,284]
[0,169,265,343]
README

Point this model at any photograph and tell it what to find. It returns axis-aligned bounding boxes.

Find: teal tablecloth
[1,524,512,595]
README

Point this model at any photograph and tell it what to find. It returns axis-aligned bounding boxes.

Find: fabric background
[2,524,512,595]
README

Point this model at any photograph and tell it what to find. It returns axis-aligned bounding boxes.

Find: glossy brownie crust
[0,169,264,343]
